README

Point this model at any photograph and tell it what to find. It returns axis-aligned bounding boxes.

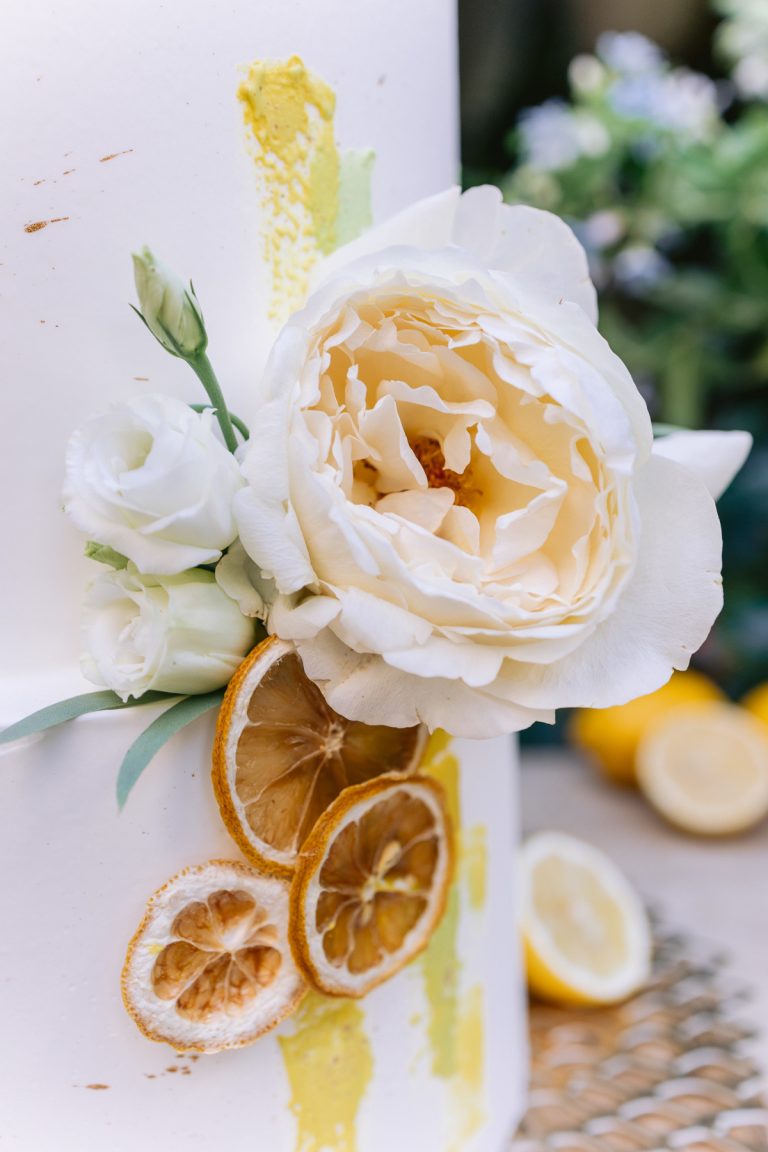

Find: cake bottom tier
[0,702,527,1151]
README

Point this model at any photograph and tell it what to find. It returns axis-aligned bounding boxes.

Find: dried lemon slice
[212,637,426,876]
[290,775,453,997]
[122,861,306,1052]
[520,832,651,1006]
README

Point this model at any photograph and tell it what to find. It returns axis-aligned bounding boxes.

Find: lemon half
[637,702,768,836]
[520,831,651,1006]
[570,670,723,786]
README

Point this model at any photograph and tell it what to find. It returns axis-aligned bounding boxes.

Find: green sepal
[0,690,174,746]
[85,541,130,569]
[116,690,224,809]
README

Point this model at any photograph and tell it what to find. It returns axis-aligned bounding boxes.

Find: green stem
[189,403,250,442]
[188,352,238,453]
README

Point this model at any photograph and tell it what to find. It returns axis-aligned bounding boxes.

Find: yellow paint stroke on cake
[463,824,488,911]
[419,730,461,1078]
[420,884,461,1079]
[449,985,487,1151]
[419,731,487,1141]
[421,729,460,828]
[278,991,373,1152]
[238,56,340,319]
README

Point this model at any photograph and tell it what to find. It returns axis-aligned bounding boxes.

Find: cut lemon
[212,637,426,877]
[570,670,723,786]
[742,682,768,732]
[122,860,306,1052]
[520,831,651,1007]
[290,775,453,998]
[637,702,768,836]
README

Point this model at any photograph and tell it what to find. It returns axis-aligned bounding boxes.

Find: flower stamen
[410,435,480,508]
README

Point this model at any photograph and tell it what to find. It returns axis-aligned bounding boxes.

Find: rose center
[410,436,478,508]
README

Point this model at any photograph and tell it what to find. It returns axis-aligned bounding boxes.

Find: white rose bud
[64,394,244,575]
[82,566,256,700]
[132,247,206,359]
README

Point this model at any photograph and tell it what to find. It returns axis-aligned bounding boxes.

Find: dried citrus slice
[212,637,426,876]
[290,774,453,997]
[637,702,768,835]
[520,831,651,1006]
[122,861,305,1052]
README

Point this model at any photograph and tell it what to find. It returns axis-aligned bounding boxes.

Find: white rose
[64,394,244,575]
[82,565,256,700]
[214,539,272,619]
[234,186,750,737]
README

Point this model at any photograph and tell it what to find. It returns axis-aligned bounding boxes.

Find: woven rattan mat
[511,920,767,1152]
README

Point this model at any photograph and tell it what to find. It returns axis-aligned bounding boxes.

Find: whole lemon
[742,682,768,732]
[570,670,724,786]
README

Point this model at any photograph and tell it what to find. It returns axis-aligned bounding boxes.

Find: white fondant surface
[1,0,459,675]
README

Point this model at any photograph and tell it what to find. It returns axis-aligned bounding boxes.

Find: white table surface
[521,749,768,1079]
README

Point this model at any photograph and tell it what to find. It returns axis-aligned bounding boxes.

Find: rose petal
[493,454,723,709]
[651,429,752,500]
[297,629,554,736]
[453,186,599,323]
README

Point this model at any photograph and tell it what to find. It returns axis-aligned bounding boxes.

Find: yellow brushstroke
[421,729,460,828]
[238,56,340,318]
[279,992,373,1152]
[420,732,488,1146]
[420,884,461,1079]
[419,730,461,1078]
[463,824,488,912]
[449,985,487,1152]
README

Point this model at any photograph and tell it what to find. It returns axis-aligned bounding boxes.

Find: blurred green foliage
[470,8,768,719]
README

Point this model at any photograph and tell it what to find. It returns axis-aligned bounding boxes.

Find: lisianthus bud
[81,566,256,700]
[132,247,207,359]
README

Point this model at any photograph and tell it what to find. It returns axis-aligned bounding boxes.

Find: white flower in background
[581,210,626,251]
[519,102,610,172]
[613,245,671,291]
[82,566,256,700]
[609,69,720,141]
[132,247,206,359]
[580,31,723,142]
[568,54,606,97]
[596,32,665,76]
[716,0,768,99]
[234,185,749,737]
[64,394,244,575]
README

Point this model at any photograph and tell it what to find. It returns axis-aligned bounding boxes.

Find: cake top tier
[1,0,458,686]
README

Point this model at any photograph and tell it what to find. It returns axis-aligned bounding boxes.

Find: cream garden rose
[64,394,243,575]
[235,186,750,737]
[82,565,256,700]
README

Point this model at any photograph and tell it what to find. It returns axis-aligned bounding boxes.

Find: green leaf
[0,690,173,745]
[85,541,130,569]
[116,690,224,809]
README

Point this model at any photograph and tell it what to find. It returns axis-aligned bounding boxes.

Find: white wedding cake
[0,2,527,1150]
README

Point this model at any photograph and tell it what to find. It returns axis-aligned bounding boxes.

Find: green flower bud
[132,247,207,359]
